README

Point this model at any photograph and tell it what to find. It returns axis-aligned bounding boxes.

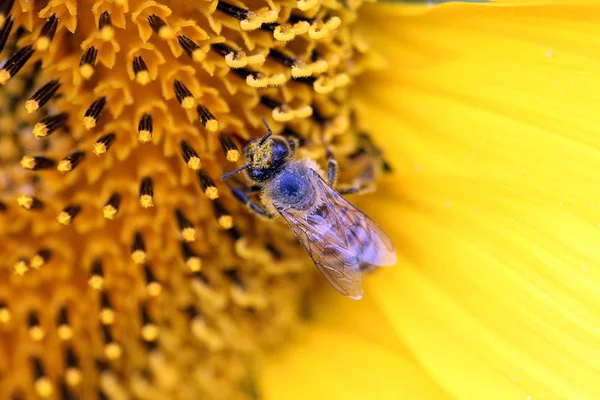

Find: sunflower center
[0,0,385,398]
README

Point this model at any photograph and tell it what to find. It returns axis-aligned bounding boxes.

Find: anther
[17,195,44,210]
[33,112,68,138]
[83,96,107,130]
[35,14,58,51]
[211,42,235,57]
[196,104,218,131]
[181,241,201,271]
[0,16,14,54]
[140,303,159,342]
[79,47,98,79]
[60,381,77,399]
[259,95,282,110]
[175,208,195,242]
[101,324,122,360]
[98,11,114,40]
[13,258,28,275]
[89,258,104,290]
[64,346,82,386]
[196,169,218,199]
[213,201,233,229]
[56,305,73,340]
[179,140,202,170]
[139,176,154,208]
[0,301,11,324]
[266,243,282,260]
[103,193,121,219]
[0,0,15,26]
[28,310,45,341]
[20,155,56,170]
[57,151,85,173]
[99,291,115,325]
[143,264,162,297]
[30,248,51,269]
[224,269,244,289]
[173,80,195,109]
[57,204,81,225]
[132,56,150,85]
[137,113,153,143]
[216,2,249,21]
[93,133,116,156]
[32,357,54,398]
[297,0,319,11]
[178,35,203,62]
[0,44,34,85]
[0,201,6,213]
[26,79,60,113]
[218,133,240,162]
[131,232,147,264]
[147,14,174,39]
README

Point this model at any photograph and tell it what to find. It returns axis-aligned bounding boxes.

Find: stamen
[196,104,218,132]
[218,133,240,162]
[99,291,115,325]
[179,140,201,170]
[196,169,218,199]
[143,264,162,296]
[147,14,174,39]
[0,301,11,324]
[213,201,233,229]
[98,11,114,40]
[216,2,249,21]
[131,232,147,264]
[33,112,68,139]
[79,47,98,79]
[35,14,58,51]
[224,269,244,289]
[139,176,154,208]
[0,201,6,213]
[101,324,122,360]
[93,133,116,156]
[173,80,195,109]
[0,0,15,26]
[30,248,51,269]
[57,151,86,173]
[0,44,34,85]
[57,204,81,225]
[56,305,73,340]
[140,303,159,342]
[13,258,28,275]
[178,35,203,62]
[137,113,153,143]
[103,193,121,219]
[83,96,107,130]
[20,155,56,170]
[88,258,104,290]
[132,56,150,85]
[64,346,82,386]
[26,79,61,113]
[211,42,236,57]
[60,381,76,399]
[266,243,282,260]
[32,357,54,398]
[181,241,201,271]
[259,95,282,110]
[0,16,13,54]
[28,310,45,341]
[175,208,195,242]
[17,195,44,210]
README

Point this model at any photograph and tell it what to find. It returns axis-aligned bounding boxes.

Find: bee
[221,120,396,299]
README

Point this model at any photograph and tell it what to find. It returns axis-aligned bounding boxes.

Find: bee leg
[320,136,338,186]
[244,185,262,193]
[228,186,274,218]
[337,183,375,196]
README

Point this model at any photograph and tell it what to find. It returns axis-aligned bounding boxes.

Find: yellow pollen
[65,368,83,387]
[186,257,202,272]
[88,276,104,291]
[25,99,40,113]
[141,324,160,341]
[0,70,11,85]
[135,70,151,85]
[13,260,28,276]
[35,37,51,51]
[17,195,33,210]
[272,107,295,122]
[34,378,54,398]
[57,160,73,173]
[226,149,240,162]
[93,143,107,156]
[187,157,201,170]
[297,0,319,11]
[311,59,329,74]
[29,326,45,341]
[105,343,123,360]
[140,195,154,208]
[291,65,313,78]
[33,123,49,138]
[57,211,72,225]
[181,227,196,242]
[99,309,115,325]
[131,250,147,264]
[218,215,233,230]
[30,255,45,269]
[268,73,287,86]
[240,15,262,31]
[57,325,73,341]
[225,52,247,69]
[204,186,219,200]
[181,97,195,110]
[83,116,97,130]
[246,74,269,88]
[191,49,204,63]
[79,64,94,79]
[308,21,330,40]
[103,205,118,219]
[0,308,11,324]
[20,155,36,170]
[205,119,219,132]
[158,26,175,39]
[147,282,162,297]
[100,27,115,41]
[138,130,152,143]
[274,25,295,42]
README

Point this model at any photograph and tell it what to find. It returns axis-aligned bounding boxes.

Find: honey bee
[221,120,396,299]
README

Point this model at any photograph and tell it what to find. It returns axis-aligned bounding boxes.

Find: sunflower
[262,1,600,399]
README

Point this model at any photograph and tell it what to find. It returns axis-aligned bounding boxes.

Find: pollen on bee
[84,96,107,130]
[28,311,45,341]
[180,140,202,170]
[103,193,121,219]
[57,151,86,173]
[131,232,147,264]
[88,258,104,290]
[30,248,51,269]
[139,177,154,208]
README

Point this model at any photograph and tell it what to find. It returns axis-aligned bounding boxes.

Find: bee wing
[313,171,397,267]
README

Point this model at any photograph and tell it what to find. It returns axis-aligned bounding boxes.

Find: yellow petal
[356,2,600,400]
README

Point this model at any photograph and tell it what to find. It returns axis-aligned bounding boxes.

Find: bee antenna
[221,164,250,181]
[259,118,273,146]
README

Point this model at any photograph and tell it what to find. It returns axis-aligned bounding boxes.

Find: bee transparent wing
[312,171,396,268]
[277,207,365,299]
